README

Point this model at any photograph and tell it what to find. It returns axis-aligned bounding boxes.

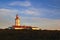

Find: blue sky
[0,0,60,30]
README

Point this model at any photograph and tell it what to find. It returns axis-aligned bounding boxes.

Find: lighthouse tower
[15,14,20,26]
[12,14,32,29]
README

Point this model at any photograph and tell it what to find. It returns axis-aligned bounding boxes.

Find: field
[0,29,60,40]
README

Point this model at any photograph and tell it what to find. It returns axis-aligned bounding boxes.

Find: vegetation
[0,29,60,40]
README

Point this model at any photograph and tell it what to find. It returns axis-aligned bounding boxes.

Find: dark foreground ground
[0,29,60,40]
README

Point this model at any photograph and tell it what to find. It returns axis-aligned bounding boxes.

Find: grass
[0,29,60,40]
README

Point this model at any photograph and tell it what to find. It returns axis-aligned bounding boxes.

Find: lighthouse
[12,14,32,29]
[12,14,21,29]
[15,14,20,26]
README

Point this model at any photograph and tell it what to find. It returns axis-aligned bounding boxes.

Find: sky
[0,0,60,30]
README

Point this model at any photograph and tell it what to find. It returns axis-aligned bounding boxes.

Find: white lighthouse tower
[15,14,20,26]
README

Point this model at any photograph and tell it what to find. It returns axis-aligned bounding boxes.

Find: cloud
[21,17,60,30]
[8,1,60,18]
[9,1,31,7]
[0,8,19,28]
[19,7,60,18]
[20,8,40,16]
[0,8,60,30]
[0,8,19,17]
[0,8,59,18]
